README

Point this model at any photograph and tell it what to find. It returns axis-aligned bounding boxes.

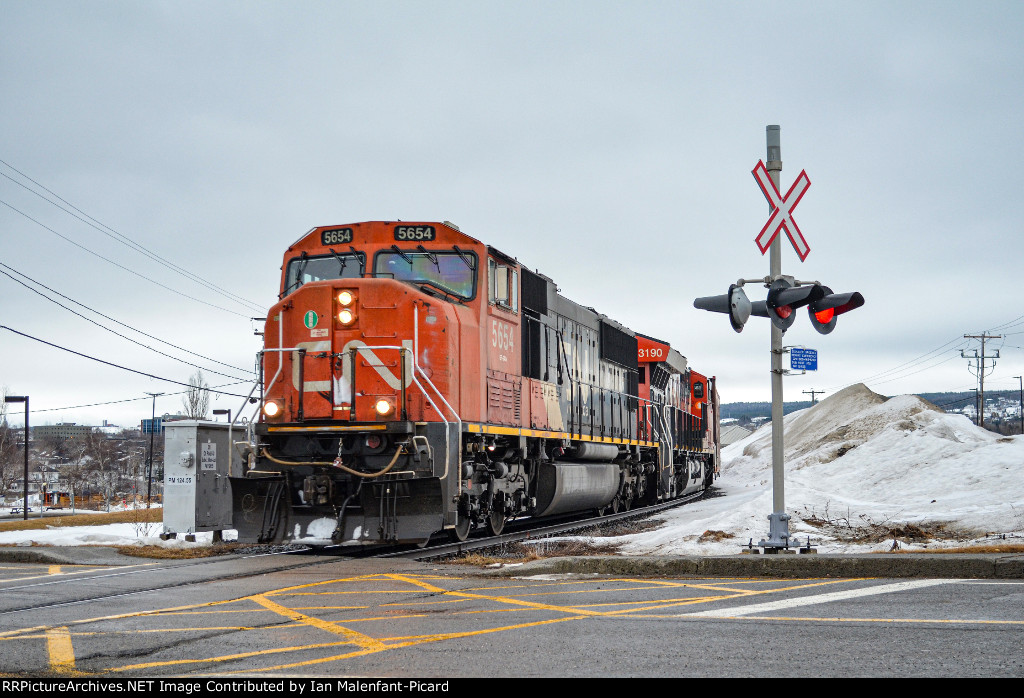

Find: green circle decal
[303,310,319,329]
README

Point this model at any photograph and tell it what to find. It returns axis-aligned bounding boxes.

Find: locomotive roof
[286,220,481,252]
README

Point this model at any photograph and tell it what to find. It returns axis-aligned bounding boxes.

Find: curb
[483,553,1024,579]
[0,546,142,566]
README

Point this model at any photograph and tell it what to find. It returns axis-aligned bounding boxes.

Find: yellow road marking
[113,639,358,672]
[248,594,389,651]
[220,616,585,675]
[5,572,1013,677]
[45,626,76,674]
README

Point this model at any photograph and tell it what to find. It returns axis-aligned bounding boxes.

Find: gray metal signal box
[163,421,241,538]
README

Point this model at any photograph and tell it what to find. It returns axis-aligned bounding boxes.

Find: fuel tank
[533,461,619,517]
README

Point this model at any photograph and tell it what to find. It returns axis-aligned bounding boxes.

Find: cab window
[373,249,477,299]
[283,251,365,297]
[488,259,518,312]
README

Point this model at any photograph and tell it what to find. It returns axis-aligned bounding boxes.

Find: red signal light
[776,305,793,319]
[813,308,835,324]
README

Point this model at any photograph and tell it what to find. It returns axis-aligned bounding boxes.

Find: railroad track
[380,488,715,561]
[0,488,717,616]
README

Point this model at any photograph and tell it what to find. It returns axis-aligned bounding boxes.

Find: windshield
[283,252,365,296]
[373,249,477,299]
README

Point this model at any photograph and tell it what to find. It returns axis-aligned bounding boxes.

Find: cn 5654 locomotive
[231,221,720,545]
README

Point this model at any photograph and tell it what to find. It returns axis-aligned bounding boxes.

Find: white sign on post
[201,442,217,471]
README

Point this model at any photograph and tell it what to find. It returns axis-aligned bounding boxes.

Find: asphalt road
[0,549,1021,678]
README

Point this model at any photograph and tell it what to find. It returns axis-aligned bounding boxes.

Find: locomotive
[231,221,720,545]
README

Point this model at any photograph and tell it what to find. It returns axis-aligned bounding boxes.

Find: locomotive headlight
[338,308,355,325]
[337,290,354,306]
[374,398,394,416]
[262,400,283,418]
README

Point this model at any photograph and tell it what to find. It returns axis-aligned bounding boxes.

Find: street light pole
[1015,376,1023,435]
[145,392,163,508]
[4,396,29,521]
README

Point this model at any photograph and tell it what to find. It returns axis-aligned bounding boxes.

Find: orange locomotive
[231,221,720,545]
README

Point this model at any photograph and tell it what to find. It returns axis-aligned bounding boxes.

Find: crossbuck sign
[753,160,811,261]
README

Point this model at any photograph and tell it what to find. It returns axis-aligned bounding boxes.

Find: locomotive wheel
[486,493,506,536]
[452,515,471,542]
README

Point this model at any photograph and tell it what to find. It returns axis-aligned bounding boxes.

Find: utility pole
[962,334,1001,427]
[4,396,29,521]
[1015,376,1023,435]
[802,389,825,405]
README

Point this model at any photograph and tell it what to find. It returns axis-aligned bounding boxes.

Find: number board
[790,347,818,371]
[394,225,436,242]
[321,228,353,246]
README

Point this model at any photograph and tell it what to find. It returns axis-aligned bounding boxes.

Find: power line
[0,198,253,318]
[0,160,263,313]
[22,380,254,415]
[1,324,254,398]
[0,262,254,380]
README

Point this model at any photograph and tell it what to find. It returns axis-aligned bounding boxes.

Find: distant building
[721,425,753,446]
[31,423,94,441]
[141,413,188,434]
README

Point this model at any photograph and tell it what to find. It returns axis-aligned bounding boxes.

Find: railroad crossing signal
[808,286,865,334]
[753,279,824,332]
[693,284,751,333]
[753,160,811,261]
[696,281,863,334]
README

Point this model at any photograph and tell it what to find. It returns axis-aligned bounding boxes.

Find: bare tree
[58,437,96,513]
[0,388,21,498]
[84,430,119,511]
[182,370,211,419]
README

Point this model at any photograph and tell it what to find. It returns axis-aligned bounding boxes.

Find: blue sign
[790,347,818,371]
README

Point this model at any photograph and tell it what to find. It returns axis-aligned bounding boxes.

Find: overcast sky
[2,1,1023,429]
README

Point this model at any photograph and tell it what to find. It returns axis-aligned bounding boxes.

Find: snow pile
[0,506,235,549]
[611,383,1024,555]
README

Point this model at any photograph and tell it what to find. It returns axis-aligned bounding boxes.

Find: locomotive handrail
[228,378,261,476]
[261,345,313,404]
[413,308,462,486]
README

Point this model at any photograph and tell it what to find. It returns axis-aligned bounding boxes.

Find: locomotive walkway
[0,545,1022,578]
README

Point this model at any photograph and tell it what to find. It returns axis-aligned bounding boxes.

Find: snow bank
[609,384,1024,555]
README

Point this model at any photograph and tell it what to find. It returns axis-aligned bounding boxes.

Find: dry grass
[698,529,734,543]
[0,507,162,532]
[892,543,1024,554]
[449,539,624,567]
[113,543,243,559]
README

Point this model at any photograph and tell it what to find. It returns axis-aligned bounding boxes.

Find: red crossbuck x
[752,160,811,261]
